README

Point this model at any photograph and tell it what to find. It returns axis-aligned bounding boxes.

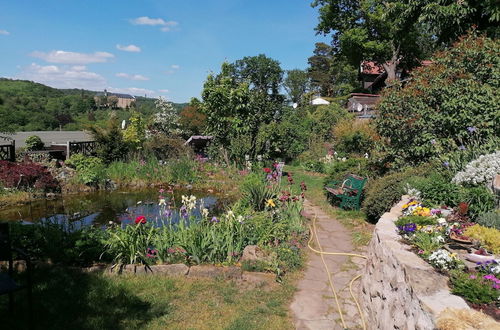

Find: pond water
[0,188,230,230]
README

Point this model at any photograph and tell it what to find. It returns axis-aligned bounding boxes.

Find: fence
[0,141,15,162]
[0,140,97,162]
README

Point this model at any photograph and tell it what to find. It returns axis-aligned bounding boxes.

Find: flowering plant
[428,249,460,271]
[452,151,500,186]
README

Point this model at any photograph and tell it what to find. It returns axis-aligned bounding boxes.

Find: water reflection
[0,189,229,228]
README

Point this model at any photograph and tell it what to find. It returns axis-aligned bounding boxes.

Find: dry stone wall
[360,196,470,330]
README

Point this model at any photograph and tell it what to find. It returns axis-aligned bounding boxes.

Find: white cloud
[108,87,156,97]
[71,65,87,71]
[171,64,180,69]
[30,50,114,64]
[0,30,10,35]
[17,63,106,90]
[130,16,178,32]
[115,73,149,81]
[116,44,141,52]
[158,89,169,93]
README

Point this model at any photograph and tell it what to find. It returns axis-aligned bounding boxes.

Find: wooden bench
[325,174,367,210]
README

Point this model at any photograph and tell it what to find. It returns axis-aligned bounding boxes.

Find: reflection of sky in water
[3,189,223,229]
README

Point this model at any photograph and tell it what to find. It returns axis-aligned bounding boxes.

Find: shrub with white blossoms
[428,249,459,270]
[148,96,182,136]
[452,151,500,186]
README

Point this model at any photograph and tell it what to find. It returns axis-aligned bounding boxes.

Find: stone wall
[359,196,470,330]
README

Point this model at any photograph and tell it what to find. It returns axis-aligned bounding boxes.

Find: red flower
[263,168,271,173]
[135,215,147,224]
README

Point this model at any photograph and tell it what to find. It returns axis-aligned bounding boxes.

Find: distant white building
[311,97,330,105]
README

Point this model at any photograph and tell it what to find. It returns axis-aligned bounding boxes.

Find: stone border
[359,196,470,329]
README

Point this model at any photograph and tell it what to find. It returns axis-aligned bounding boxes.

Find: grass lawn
[0,266,296,330]
[286,165,373,247]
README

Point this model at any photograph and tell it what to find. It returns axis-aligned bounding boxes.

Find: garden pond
[0,188,231,230]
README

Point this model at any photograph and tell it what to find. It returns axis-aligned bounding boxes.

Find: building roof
[95,91,135,99]
[360,61,385,75]
[311,97,330,105]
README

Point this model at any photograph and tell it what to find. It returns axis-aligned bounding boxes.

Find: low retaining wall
[360,196,469,329]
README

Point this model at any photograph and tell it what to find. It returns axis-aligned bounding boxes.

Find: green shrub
[477,211,500,230]
[411,232,444,257]
[143,135,192,161]
[363,168,422,222]
[25,135,44,151]
[450,270,500,304]
[375,33,500,167]
[324,158,370,184]
[66,154,106,186]
[88,112,129,164]
[240,173,278,211]
[332,119,379,155]
[408,173,461,207]
[460,186,496,219]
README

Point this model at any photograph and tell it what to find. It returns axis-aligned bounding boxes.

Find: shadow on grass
[0,266,170,330]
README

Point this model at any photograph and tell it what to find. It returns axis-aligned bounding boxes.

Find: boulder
[187,265,242,279]
[150,264,189,276]
[241,245,266,262]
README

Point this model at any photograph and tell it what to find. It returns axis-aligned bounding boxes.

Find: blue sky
[0,0,328,103]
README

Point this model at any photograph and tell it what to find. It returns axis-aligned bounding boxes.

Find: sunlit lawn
[0,266,296,330]
[286,165,373,247]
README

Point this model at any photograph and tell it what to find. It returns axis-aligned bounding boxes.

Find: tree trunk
[383,46,401,83]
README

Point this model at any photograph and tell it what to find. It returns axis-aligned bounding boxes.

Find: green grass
[0,266,296,330]
[286,165,373,248]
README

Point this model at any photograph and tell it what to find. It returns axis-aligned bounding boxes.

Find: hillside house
[95,90,135,109]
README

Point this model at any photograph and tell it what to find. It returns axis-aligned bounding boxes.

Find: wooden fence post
[66,141,71,160]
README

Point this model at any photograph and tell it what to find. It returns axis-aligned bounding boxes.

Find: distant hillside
[0,78,186,132]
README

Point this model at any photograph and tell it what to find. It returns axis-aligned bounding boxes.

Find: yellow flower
[266,199,276,208]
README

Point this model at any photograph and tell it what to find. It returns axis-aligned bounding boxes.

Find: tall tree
[283,69,310,104]
[232,54,284,98]
[312,0,432,81]
[308,42,334,96]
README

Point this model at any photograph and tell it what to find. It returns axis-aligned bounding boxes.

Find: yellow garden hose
[307,211,367,330]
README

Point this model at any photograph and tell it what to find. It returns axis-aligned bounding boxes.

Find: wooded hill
[0,78,186,132]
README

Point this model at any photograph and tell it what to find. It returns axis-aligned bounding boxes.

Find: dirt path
[290,199,368,330]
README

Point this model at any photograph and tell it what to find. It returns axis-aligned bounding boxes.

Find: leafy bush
[143,135,192,161]
[450,270,500,304]
[363,170,413,222]
[332,119,379,155]
[88,112,129,164]
[477,211,500,230]
[408,173,461,207]
[66,154,106,186]
[25,135,44,151]
[459,186,496,219]
[324,158,370,184]
[375,33,500,167]
[463,224,500,254]
[0,160,59,192]
[411,232,444,257]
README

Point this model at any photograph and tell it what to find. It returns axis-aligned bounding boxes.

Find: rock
[493,174,500,195]
[241,245,266,262]
[187,265,242,279]
[150,264,189,276]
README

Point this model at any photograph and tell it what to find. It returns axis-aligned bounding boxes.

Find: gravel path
[290,199,368,330]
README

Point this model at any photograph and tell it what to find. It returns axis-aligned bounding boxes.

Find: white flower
[159,198,166,206]
[237,215,244,223]
[202,208,209,218]
[452,151,500,186]
[226,210,235,219]
[437,218,447,226]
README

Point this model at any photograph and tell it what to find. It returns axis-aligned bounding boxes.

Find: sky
[0,0,329,103]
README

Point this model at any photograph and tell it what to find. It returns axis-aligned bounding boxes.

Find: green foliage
[143,135,191,161]
[459,186,496,220]
[324,158,370,184]
[408,173,461,207]
[24,135,44,151]
[106,222,157,266]
[66,154,106,186]
[168,157,199,184]
[395,216,436,227]
[106,158,171,185]
[363,167,429,222]
[123,111,146,149]
[240,173,278,211]
[88,112,129,164]
[477,211,500,230]
[332,119,379,155]
[283,69,310,103]
[411,232,444,256]
[450,270,500,304]
[376,33,500,167]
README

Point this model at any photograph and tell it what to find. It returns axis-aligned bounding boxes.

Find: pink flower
[483,274,495,280]
[135,215,147,224]
[469,275,476,279]
[159,188,165,193]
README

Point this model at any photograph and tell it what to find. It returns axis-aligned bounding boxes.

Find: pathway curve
[290,199,368,330]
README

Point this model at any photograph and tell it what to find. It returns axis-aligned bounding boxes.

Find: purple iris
[459,145,466,151]
[180,206,188,218]
[443,161,450,167]
[211,216,219,223]
[467,126,477,133]
[430,139,436,145]
[164,209,172,217]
